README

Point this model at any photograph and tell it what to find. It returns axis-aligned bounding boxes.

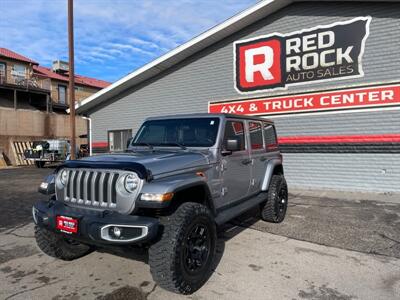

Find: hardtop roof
[145,113,274,124]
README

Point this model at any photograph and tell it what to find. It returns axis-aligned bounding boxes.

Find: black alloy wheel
[182,223,212,276]
[276,185,288,219]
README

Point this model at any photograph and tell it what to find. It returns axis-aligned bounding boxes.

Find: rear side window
[263,122,278,150]
[223,121,245,151]
[249,122,263,150]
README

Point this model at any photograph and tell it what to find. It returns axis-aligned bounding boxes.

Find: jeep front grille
[56,168,142,214]
[65,169,119,208]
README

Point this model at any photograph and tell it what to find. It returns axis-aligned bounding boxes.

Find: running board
[214,192,267,225]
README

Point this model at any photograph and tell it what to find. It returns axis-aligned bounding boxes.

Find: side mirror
[126,137,133,148]
[222,138,241,156]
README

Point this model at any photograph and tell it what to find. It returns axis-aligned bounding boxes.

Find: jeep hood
[68,151,210,177]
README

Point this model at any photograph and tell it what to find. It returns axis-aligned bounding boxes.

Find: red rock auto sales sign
[234,17,371,93]
[209,84,400,116]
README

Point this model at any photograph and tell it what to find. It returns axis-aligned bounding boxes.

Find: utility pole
[68,0,76,159]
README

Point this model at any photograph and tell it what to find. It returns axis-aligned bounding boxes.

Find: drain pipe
[82,116,92,156]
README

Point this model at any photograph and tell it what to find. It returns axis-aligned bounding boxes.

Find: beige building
[0,47,110,165]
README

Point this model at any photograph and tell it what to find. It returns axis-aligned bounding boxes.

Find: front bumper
[33,200,159,245]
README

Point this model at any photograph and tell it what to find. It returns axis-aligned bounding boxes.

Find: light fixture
[140,192,174,202]
[110,226,122,238]
[60,170,68,185]
[124,174,139,193]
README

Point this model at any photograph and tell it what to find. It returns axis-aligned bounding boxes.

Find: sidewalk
[1,223,399,300]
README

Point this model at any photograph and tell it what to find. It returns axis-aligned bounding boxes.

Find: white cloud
[128,37,164,50]
[105,43,155,56]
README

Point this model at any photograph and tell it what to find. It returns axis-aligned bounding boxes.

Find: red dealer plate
[56,216,78,234]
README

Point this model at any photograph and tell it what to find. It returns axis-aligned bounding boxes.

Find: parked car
[32,113,288,294]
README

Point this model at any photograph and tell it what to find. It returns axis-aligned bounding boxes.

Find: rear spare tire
[149,202,217,294]
[34,226,92,260]
[260,174,288,223]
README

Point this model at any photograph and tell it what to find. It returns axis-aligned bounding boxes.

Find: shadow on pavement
[231,194,400,259]
[1,167,399,261]
[96,208,262,283]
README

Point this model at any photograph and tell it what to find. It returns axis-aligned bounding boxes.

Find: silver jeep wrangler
[33,113,288,294]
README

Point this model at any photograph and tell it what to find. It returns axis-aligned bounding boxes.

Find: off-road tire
[34,226,92,260]
[261,174,288,223]
[149,202,217,294]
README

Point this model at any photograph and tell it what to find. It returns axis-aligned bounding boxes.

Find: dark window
[263,122,278,150]
[108,129,132,152]
[134,118,220,147]
[0,62,5,74]
[58,85,67,104]
[0,62,5,84]
[223,121,245,151]
[249,122,263,150]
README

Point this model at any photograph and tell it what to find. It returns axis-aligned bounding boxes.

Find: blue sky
[0,0,256,82]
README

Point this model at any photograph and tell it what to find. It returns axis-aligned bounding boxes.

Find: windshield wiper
[130,142,154,150]
[159,142,187,150]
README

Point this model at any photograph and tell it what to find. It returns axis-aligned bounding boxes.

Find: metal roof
[0,48,110,89]
[0,47,38,65]
[74,0,399,114]
[33,65,111,89]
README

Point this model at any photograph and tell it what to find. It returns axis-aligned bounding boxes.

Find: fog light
[110,226,122,238]
[100,225,148,242]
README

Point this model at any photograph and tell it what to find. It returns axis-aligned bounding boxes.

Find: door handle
[242,158,252,165]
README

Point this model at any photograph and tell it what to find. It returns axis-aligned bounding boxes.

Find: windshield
[133,118,220,147]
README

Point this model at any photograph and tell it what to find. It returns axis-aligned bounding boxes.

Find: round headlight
[60,170,68,186]
[124,174,139,193]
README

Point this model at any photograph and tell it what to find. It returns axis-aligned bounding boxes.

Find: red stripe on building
[92,142,108,148]
[278,134,400,144]
[92,134,400,149]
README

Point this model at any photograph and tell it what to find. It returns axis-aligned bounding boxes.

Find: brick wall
[0,107,87,165]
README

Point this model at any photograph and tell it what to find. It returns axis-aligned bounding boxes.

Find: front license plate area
[56,216,78,234]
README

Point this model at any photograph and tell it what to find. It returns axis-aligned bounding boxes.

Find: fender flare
[172,181,217,216]
[261,158,283,191]
[139,174,217,216]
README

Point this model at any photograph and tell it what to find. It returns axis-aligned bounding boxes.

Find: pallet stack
[10,141,34,166]
[0,150,7,168]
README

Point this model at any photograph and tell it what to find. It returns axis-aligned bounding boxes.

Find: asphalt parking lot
[0,167,399,299]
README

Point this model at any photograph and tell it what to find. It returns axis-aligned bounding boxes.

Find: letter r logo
[235,38,282,92]
[245,46,274,82]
